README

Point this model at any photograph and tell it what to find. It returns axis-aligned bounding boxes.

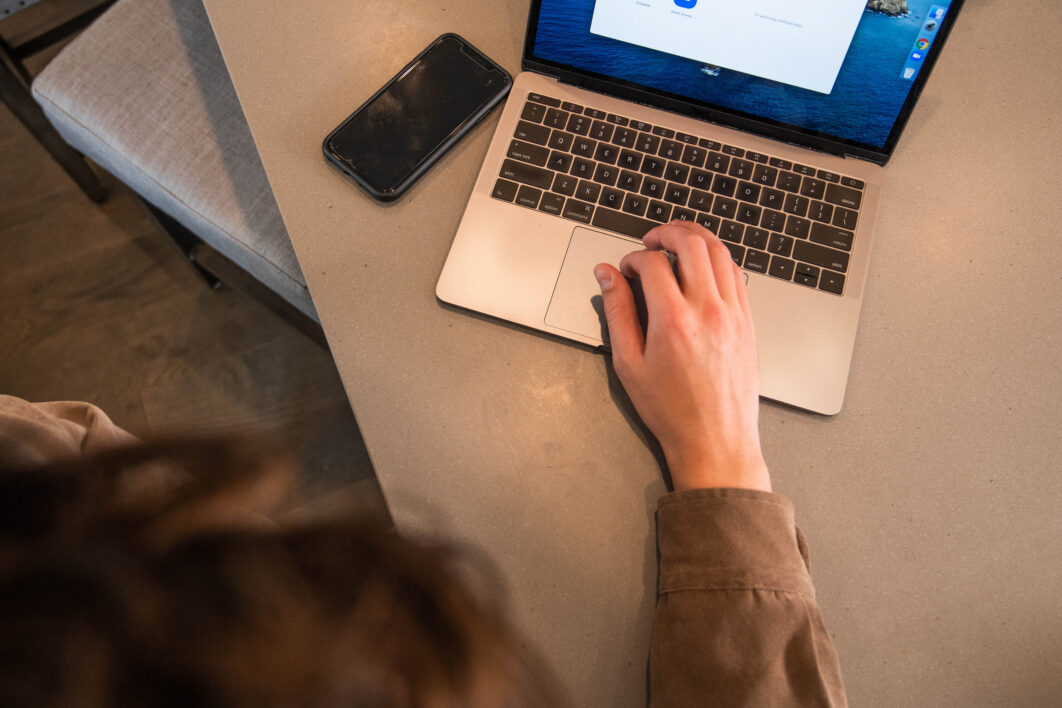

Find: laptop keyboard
[491,92,866,296]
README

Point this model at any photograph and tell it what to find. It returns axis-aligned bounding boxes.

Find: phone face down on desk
[323,34,512,201]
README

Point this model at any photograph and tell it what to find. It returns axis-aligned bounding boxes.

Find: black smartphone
[323,34,512,202]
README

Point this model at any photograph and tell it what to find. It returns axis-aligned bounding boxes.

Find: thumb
[595,264,644,360]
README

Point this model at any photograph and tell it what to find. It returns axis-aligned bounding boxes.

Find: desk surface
[201,1,1062,704]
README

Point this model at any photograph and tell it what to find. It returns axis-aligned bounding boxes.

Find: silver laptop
[438,0,962,415]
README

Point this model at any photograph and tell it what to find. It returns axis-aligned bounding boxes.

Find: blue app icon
[674,0,697,7]
[910,51,924,62]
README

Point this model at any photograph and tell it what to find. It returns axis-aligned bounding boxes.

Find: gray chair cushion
[31,0,316,321]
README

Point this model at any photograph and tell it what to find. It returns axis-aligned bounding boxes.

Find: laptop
[438,0,963,415]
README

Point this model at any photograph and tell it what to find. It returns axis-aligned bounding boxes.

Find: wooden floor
[0,40,389,525]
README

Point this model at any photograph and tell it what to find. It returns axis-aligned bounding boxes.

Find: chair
[29,0,323,344]
[0,0,112,202]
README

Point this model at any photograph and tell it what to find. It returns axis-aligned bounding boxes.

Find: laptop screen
[526,0,961,161]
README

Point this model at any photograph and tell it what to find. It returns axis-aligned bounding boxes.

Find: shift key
[499,159,554,190]
[793,240,849,273]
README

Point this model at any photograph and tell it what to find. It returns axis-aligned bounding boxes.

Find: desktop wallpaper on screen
[532,0,952,150]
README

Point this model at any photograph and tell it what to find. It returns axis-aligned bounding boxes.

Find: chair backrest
[1,0,43,18]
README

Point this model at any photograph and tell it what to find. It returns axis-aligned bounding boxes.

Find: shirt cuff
[656,488,814,599]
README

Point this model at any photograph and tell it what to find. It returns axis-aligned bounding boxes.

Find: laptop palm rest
[545,227,642,344]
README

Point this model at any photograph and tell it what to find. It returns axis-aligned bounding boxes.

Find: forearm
[650,488,847,707]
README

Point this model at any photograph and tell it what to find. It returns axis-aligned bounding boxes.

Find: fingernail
[594,266,611,290]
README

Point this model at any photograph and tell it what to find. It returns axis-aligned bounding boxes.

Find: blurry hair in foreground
[0,438,561,708]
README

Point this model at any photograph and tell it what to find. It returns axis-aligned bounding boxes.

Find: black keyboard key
[759,187,784,211]
[729,159,755,180]
[584,107,607,120]
[647,200,672,223]
[745,151,769,164]
[719,220,745,243]
[688,168,713,190]
[736,202,762,226]
[794,262,819,288]
[640,176,666,199]
[721,145,745,157]
[711,174,737,197]
[635,132,661,154]
[778,171,802,193]
[562,198,594,223]
[833,206,858,230]
[640,155,666,178]
[768,256,795,281]
[736,181,761,203]
[724,242,745,265]
[808,201,834,224]
[698,138,722,150]
[544,107,568,129]
[841,176,864,189]
[793,240,850,273]
[618,149,642,170]
[593,163,619,186]
[521,102,546,123]
[552,173,577,196]
[681,144,706,167]
[672,207,696,222]
[769,156,793,170]
[527,93,560,107]
[819,270,846,295]
[816,169,840,183]
[824,183,863,209]
[800,177,826,200]
[783,193,809,217]
[652,126,675,138]
[561,100,583,113]
[515,185,541,209]
[706,152,731,173]
[612,127,637,148]
[784,215,811,239]
[659,139,683,160]
[606,113,629,126]
[630,120,653,132]
[567,114,591,136]
[547,150,573,173]
[592,206,657,239]
[492,178,518,201]
[571,157,595,179]
[514,120,551,145]
[743,227,768,250]
[594,143,618,165]
[676,131,697,144]
[618,169,642,192]
[590,120,614,142]
[665,183,690,206]
[571,136,597,158]
[622,192,648,216]
[665,161,690,183]
[696,213,722,233]
[744,249,769,273]
[752,164,778,186]
[508,139,549,166]
[767,233,794,257]
[809,222,854,251]
[576,179,601,203]
[539,192,565,215]
[792,163,815,176]
[760,208,786,232]
[599,187,625,210]
[688,189,713,212]
[500,159,553,190]
[548,129,574,152]
[712,196,737,219]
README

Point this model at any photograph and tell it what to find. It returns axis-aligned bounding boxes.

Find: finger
[618,249,683,331]
[594,263,645,362]
[642,221,713,300]
[681,224,740,304]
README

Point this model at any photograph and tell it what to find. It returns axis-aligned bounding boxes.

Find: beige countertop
[201,1,1062,704]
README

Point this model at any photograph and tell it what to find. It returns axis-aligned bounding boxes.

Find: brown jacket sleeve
[650,488,847,707]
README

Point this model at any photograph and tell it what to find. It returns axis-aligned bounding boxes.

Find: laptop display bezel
[521,0,964,165]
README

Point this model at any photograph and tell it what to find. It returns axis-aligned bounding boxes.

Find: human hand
[594,221,770,493]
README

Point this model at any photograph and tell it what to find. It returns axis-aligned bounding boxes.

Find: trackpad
[545,226,642,343]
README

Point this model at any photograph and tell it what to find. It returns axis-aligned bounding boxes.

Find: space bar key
[591,207,657,240]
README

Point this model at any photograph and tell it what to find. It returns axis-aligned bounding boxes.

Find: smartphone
[323,34,512,202]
